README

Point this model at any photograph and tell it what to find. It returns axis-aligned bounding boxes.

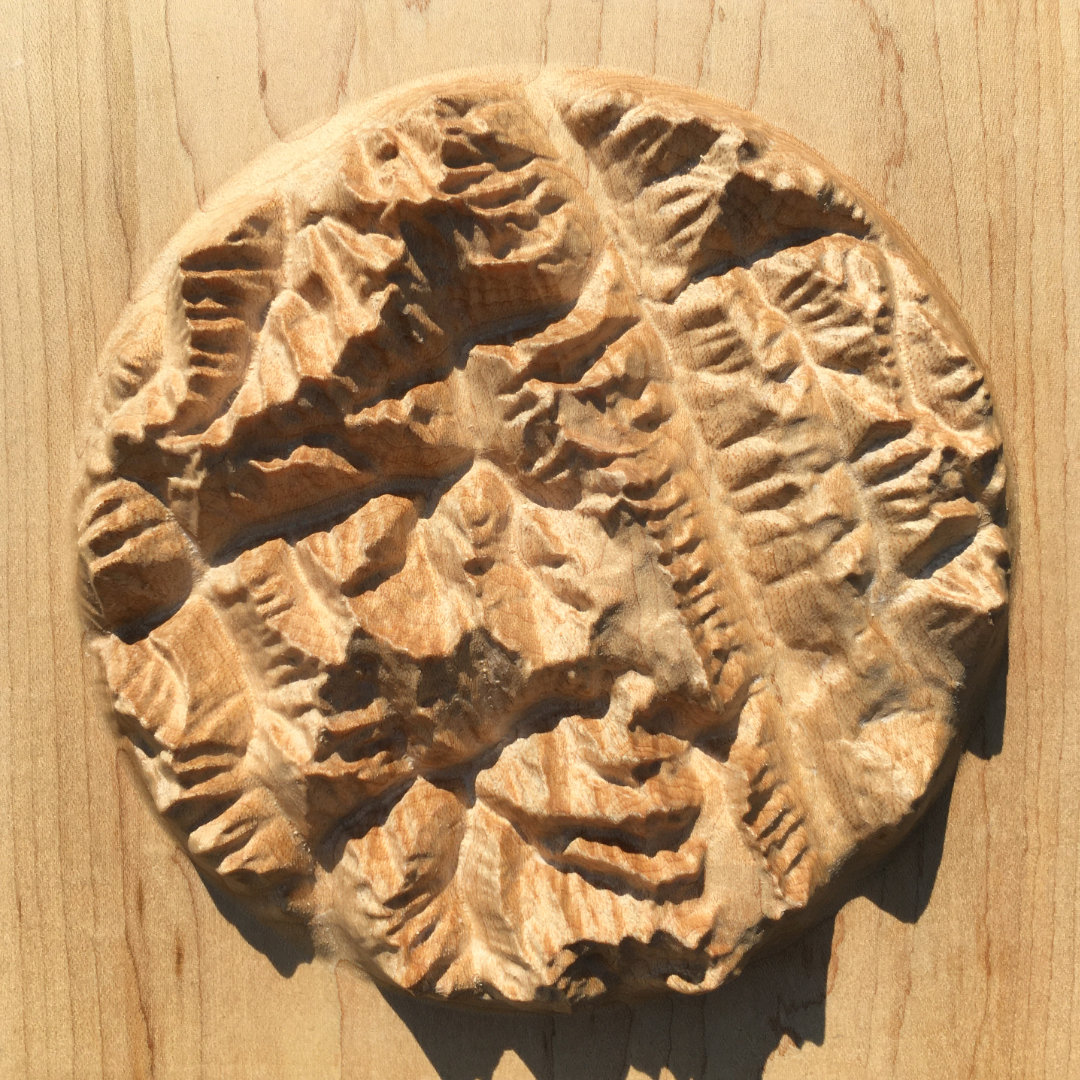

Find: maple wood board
[1,2,1076,1079]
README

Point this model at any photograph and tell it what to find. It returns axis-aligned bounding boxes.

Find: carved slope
[77,71,1009,1008]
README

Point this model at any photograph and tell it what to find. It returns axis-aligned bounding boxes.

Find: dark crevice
[683,226,870,292]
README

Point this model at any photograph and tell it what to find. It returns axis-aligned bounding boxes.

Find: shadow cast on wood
[376,918,834,1080]
[372,658,1007,1079]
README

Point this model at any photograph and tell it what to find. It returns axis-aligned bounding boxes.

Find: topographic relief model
[77,71,1009,1008]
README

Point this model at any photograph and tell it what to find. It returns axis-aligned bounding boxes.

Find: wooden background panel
[1,1,1076,1077]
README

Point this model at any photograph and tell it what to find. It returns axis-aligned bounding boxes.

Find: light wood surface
[1,1,1075,1077]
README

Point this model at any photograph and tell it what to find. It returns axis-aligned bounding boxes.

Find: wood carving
[76,71,1009,1009]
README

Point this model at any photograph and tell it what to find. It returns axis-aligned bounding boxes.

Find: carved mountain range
[77,71,1009,1008]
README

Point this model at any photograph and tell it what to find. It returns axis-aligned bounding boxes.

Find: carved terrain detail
[77,71,1009,1009]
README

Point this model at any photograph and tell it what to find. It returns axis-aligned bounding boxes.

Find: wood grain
[1,1,1076,1076]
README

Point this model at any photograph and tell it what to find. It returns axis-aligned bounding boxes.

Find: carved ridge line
[530,81,818,909]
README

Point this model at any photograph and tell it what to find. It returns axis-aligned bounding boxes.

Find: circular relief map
[78,71,1009,1008]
